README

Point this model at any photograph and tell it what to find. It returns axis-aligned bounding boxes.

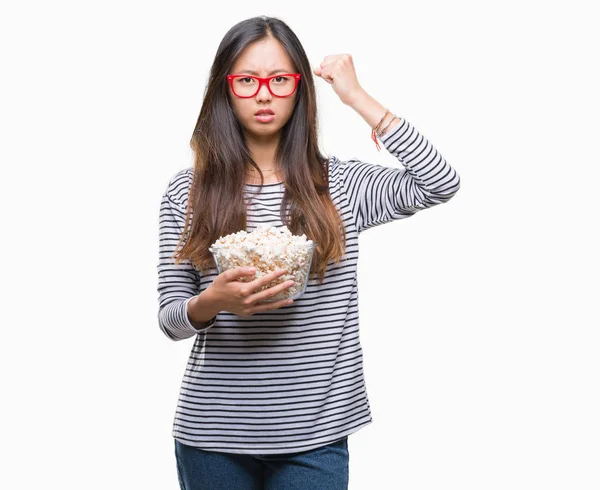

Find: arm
[157,176,217,341]
[341,90,461,233]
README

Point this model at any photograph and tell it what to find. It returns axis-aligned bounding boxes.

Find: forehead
[231,38,295,74]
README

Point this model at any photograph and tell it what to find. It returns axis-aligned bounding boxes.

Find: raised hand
[313,54,364,106]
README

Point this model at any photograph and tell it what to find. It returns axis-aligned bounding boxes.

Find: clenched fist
[313,54,364,106]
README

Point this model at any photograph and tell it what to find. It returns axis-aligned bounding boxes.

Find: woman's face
[228,37,298,140]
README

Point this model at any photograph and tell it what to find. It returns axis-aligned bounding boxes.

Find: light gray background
[1,1,598,488]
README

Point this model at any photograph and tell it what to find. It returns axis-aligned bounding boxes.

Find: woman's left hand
[313,54,365,106]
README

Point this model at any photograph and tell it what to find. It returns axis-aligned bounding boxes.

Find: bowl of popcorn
[208,223,316,302]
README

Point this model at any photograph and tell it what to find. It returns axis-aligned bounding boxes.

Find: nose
[256,81,272,101]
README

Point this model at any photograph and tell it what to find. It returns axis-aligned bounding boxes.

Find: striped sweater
[157,117,461,455]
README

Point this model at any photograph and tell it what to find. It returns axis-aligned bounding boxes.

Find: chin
[251,123,280,133]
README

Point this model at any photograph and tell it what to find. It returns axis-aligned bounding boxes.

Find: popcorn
[208,223,316,301]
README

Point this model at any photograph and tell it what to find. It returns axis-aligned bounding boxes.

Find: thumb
[314,66,333,84]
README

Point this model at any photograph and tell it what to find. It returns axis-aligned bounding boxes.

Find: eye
[240,77,254,83]
[273,76,287,83]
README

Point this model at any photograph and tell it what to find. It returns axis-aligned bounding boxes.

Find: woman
[157,15,460,490]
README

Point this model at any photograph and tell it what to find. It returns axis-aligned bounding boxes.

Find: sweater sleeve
[340,116,461,233]
[157,177,217,341]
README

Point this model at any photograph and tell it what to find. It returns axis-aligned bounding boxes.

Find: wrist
[187,288,221,324]
[346,90,388,129]
[344,87,369,107]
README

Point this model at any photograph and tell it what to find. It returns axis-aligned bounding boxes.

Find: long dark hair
[174,15,346,284]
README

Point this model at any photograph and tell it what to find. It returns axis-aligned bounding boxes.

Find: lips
[255,109,274,115]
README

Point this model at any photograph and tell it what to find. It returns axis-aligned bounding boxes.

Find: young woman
[157,15,460,490]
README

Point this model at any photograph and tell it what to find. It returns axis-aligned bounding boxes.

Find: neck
[244,130,280,174]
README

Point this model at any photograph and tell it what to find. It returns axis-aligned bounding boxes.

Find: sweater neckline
[244,181,285,187]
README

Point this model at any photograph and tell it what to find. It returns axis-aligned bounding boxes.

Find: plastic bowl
[209,242,317,302]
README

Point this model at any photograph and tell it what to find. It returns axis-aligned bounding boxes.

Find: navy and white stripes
[341,117,461,232]
[157,117,460,454]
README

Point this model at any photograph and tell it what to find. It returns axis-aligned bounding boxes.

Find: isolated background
[1,1,599,488]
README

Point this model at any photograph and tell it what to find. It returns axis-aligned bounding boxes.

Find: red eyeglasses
[226,73,301,98]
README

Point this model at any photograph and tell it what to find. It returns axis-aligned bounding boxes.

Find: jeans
[174,437,349,490]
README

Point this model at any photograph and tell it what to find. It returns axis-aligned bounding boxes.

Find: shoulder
[327,154,367,170]
[163,167,194,208]
[327,154,347,180]
[327,154,366,180]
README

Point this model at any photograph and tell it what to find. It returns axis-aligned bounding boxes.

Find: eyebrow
[238,69,292,75]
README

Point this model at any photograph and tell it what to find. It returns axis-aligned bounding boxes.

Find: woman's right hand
[207,267,295,317]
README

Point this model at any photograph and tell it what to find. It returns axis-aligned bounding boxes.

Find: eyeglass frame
[226,73,301,98]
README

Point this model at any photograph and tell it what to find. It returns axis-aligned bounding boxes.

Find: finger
[251,296,294,314]
[314,68,333,84]
[226,266,257,282]
[320,54,346,64]
[318,57,347,74]
[249,278,295,304]
[249,268,288,290]
[314,64,335,83]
